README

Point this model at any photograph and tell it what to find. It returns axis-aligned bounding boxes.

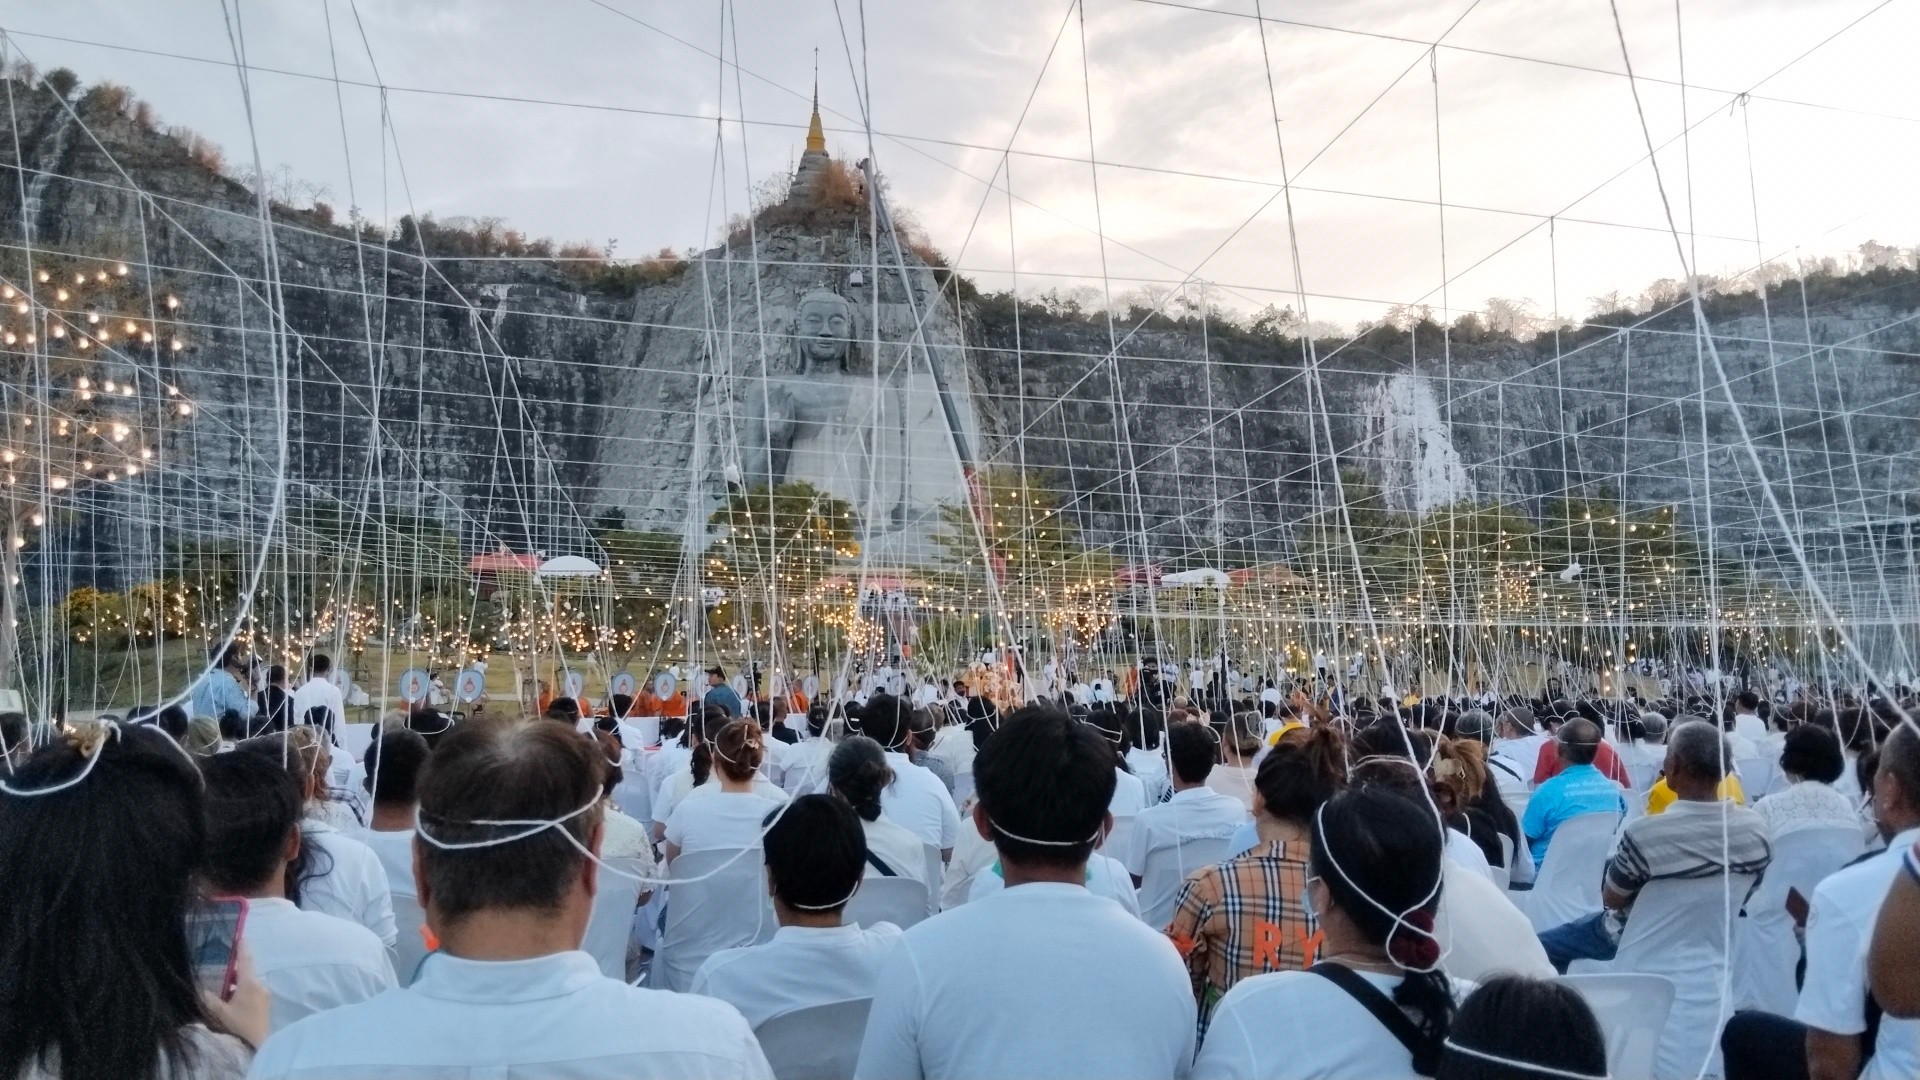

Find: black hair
[302,704,332,729]
[364,727,431,806]
[155,704,189,742]
[1778,724,1845,785]
[1254,725,1347,824]
[856,693,911,750]
[607,693,635,719]
[543,696,581,723]
[688,705,736,788]
[973,704,1115,869]
[763,795,865,913]
[1312,787,1453,1075]
[806,702,830,738]
[1127,707,1165,752]
[1437,975,1606,1080]
[414,717,607,924]
[309,653,333,676]
[1736,689,1760,713]
[0,712,24,762]
[1166,720,1218,785]
[828,735,892,822]
[200,750,304,895]
[0,725,215,1080]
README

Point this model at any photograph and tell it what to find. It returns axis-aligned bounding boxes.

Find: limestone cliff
[4,75,1916,616]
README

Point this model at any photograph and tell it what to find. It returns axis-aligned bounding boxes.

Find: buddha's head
[794,289,853,372]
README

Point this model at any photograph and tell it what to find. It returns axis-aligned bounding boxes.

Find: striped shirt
[1603,799,1771,936]
[1164,839,1318,1031]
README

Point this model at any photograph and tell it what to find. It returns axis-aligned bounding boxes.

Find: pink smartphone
[186,896,249,1001]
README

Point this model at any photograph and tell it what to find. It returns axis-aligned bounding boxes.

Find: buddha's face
[796,293,851,365]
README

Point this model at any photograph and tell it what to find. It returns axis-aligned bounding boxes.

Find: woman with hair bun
[828,735,937,897]
[1167,724,1346,1030]
[661,719,786,866]
[1194,786,1469,1079]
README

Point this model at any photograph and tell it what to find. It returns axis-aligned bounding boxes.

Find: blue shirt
[1522,763,1625,868]
[190,669,254,722]
[703,683,743,718]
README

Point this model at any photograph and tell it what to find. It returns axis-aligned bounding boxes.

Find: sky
[4,0,1917,328]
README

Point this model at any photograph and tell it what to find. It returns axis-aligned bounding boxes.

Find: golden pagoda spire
[806,48,825,154]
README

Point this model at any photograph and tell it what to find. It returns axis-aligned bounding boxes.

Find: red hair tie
[1386,909,1440,970]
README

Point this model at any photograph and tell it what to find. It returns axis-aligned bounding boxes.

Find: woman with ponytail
[1167,725,1347,1032]
[1194,786,1469,1079]
[827,735,937,895]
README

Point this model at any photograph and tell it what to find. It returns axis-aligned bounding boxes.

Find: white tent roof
[538,555,603,578]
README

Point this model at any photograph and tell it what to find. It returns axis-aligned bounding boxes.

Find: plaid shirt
[1165,839,1320,1028]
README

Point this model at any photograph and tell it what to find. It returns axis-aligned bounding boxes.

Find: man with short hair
[1493,706,1547,780]
[1522,718,1627,869]
[702,665,743,718]
[855,705,1196,1079]
[859,694,961,860]
[357,728,432,898]
[192,643,256,726]
[1722,723,1920,1080]
[691,794,903,1029]
[1457,708,1527,802]
[1124,720,1250,928]
[291,654,345,743]
[1536,720,1771,972]
[1731,688,1768,748]
[250,717,774,1079]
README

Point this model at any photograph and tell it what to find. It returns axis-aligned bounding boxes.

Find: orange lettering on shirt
[1251,920,1283,968]
[1297,926,1324,963]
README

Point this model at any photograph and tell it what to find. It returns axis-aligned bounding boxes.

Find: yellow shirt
[1645,773,1746,814]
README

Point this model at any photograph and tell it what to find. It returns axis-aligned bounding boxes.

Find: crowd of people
[2,650,1919,1079]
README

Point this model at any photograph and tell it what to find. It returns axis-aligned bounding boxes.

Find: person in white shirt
[1124,710,1173,805]
[289,654,346,745]
[692,794,904,1029]
[1085,705,1149,818]
[855,694,962,859]
[1194,787,1469,1080]
[1730,688,1769,747]
[1436,975,1610,1080]
[1492,708,1547,781]
[356,726,431,896]
[1207,712,1261,813]
[1752,724,1861,837]
[779,705,836,796]
[249,715,775,1080]
[1722,723,1920,1080]
[663,719,787,865]
[653,708,786,839]
[239,728,397,949]
[199,751,395,1035]
[966,849,1142,918]
[855,705,1196,1079]
[1125,720,1250,927]
[829,735,938,894]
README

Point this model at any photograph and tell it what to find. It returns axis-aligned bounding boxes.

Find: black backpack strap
[864,850,898,877]
[1310,963,1431,1074]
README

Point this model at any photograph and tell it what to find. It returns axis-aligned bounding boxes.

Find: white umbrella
[538,555,603,578]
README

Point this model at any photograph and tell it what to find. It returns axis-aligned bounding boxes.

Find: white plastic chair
[1557,972,1677,1080]
[1733,823,1865,1014]
[653,847,776,992]
[1735,757,1782,800]
[753,998,872,1080]
[1570,873,1759,1080]
[389,890,430,988]
[1624,761,1660,794]
[951,764,975,807]
[1138,835,1231,929]
[843,875,930,930]
[1521,811,1620,931]
[582,856,648,980]
[920,843,944,917]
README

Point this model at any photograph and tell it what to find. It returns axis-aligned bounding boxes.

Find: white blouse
[1754,779,1862,836]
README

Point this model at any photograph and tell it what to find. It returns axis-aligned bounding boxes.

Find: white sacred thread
[1309,800,1444,975]
[988,818,1105,847]
[1441,1039,1610,1080]
[412,794,601,852]
[785,880,863,911]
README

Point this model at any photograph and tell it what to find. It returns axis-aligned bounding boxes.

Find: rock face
[5,78,1917,626]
